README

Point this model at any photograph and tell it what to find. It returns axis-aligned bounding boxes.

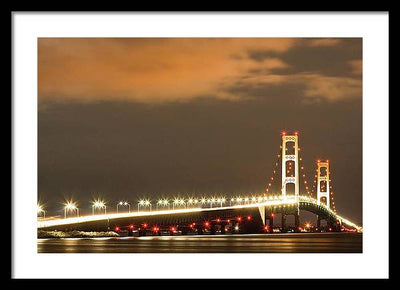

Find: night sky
[38,38,362,224]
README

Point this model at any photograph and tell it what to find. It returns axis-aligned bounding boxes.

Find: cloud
[348,59,362,75]
[38,38,296,103]
[301,74,362,102]
[308,38,342,47]
[38,38,361,105]
[222,72,361,103]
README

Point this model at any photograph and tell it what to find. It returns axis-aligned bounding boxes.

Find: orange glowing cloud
[38,38,361,104]
[38,38,297,103]
[308,38,342,47]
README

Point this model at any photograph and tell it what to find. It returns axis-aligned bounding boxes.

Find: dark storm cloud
[234,38,362,103]
[248,38,362,78]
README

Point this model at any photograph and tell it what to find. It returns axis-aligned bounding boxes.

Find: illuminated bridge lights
[37,195,362,232]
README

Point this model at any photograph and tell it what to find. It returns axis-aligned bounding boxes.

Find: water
[37,232,362,253]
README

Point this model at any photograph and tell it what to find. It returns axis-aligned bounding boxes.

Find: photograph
[36,37,363,253]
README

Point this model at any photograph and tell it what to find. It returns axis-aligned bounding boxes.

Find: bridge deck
[38,197,361,232]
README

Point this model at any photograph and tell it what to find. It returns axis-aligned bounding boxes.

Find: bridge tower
[281,132,299,199]
[280,131,300,232]
[316,160,330,209]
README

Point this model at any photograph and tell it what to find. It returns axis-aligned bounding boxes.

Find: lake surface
[37,232,362,253]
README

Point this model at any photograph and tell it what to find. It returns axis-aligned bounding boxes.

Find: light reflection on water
[38,233,362,253]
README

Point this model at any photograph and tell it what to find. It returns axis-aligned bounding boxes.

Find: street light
[145,200,152,211]
[117,201,130,213]
[138,199,151,212]
[156,199,163,211]
[92,199,106,215]
[209,197,216,208]
[163,199,170,210]
[138,200,144,212]
[37,204,45,219]
[64,201,79,219]
[173,198,180,210]
[188,198,199,208]
[157,199,170,211]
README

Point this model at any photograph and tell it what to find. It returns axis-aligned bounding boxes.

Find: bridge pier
[327,219,342,232]
[210,224,217,235]
[220,222,226,234]
[294,213,300,232]
[281,214,287,233]
[266,216,274,233]
[281,212,300,232]
[230,223,237,234]
[195,225,204,235]
[317,216,338,232]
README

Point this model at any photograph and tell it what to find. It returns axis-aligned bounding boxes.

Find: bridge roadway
[38,196,362,233]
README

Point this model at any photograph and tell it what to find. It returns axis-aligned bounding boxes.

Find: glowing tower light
[317,160,331,209]
[281,131,299,200]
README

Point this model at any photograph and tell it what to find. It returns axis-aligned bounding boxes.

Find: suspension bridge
[37,131,362,235]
